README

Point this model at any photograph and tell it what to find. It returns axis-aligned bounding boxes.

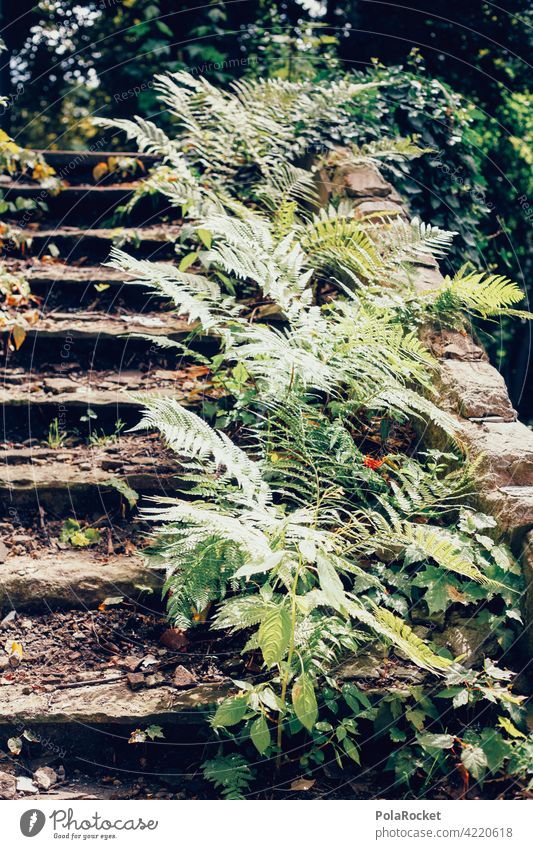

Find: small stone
[34,766,58,790]
[0,771,16,799]
[145,673,165,688]
[173,665,197,688]
[119,655,142,672]
[16,776,38,794]
[126,672,145,691]
[22,686,32,695]
[159,628,188,651]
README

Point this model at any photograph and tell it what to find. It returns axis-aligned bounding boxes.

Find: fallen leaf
[5,640,23,659]
[7,736,22,755]
[92,161,109,182]
[290,778,315,791]
[12,325,27,350]
[98,596,125,611]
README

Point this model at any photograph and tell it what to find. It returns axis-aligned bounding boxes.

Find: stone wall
[320,160,533,653]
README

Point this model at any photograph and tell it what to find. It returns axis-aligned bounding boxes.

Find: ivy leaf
[405,709,426,731]
[461,745,488,779]
[250,715,270,755]
[390,727,406,742]
[478,729,510,773]
[453,689,469,708]
[413,565,454,613]
[145,724,165,740]
[292,672,318,732]
[258,606,291,668]
[7,736,22,755]
[212,697,247,729]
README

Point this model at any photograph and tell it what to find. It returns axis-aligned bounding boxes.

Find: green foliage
[107,74,528,799]
[59,519,100,549]
[202,753,254,800]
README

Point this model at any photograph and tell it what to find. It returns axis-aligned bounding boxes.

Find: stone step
[32,149,159,183]
[0,550,163,614]
[0,678,228,726]
[0,436,182,511]
[4,225,180,262]
[0,364,217,437]
[1,311,195,368]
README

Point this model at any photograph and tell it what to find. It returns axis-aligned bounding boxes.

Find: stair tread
[0,365,214,407]
[2,310,192,338]
[0,678,228,725]
[0,550,163,613]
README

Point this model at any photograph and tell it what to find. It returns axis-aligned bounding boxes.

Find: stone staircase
[0,152,230,798]
[0,150,530,799]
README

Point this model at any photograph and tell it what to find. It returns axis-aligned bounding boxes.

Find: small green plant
[46,418,66,449]
[59,518,100,548]
[88,418,126,447]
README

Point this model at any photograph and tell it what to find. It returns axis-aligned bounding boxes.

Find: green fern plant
[101,72,528,796]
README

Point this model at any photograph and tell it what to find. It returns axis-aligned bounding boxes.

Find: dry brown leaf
[92,161,109,182]
[290,778,315,791]
[12,324,27,350]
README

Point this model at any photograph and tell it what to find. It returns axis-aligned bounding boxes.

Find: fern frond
[132,397,270,507]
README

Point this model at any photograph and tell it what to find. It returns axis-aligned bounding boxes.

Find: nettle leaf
[250,715,271,755]
[212,697,247,728]
[258,606,291,668]
[461,745,488,779]
[418,732,455,750]
[292,672,318,732]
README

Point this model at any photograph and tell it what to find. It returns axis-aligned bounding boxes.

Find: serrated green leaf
[461,745,488,779]
[212,697,247,728]
[418,732,455,750]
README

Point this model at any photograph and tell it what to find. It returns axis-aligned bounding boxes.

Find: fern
[434,265,532,320]
[203,754,254,800]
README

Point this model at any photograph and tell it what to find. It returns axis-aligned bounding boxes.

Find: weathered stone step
[0,436,182,511]
[2,310,190,340]
[0,364,217,437]
[32,149,159,183]
[0,678,228,726]
[0,550,163,614]
[4,225,180,262]
[12,262,131,287]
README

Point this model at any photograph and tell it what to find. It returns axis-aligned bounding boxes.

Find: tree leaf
[258,606,291,668]
[292,672,318,732]
[212,697,247,729]
[178,251,198,272]
[250,715,270,755]
[197,228,212,249]
[12,325,27,350]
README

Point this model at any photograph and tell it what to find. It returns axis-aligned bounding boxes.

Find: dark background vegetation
[0,1,531,417]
